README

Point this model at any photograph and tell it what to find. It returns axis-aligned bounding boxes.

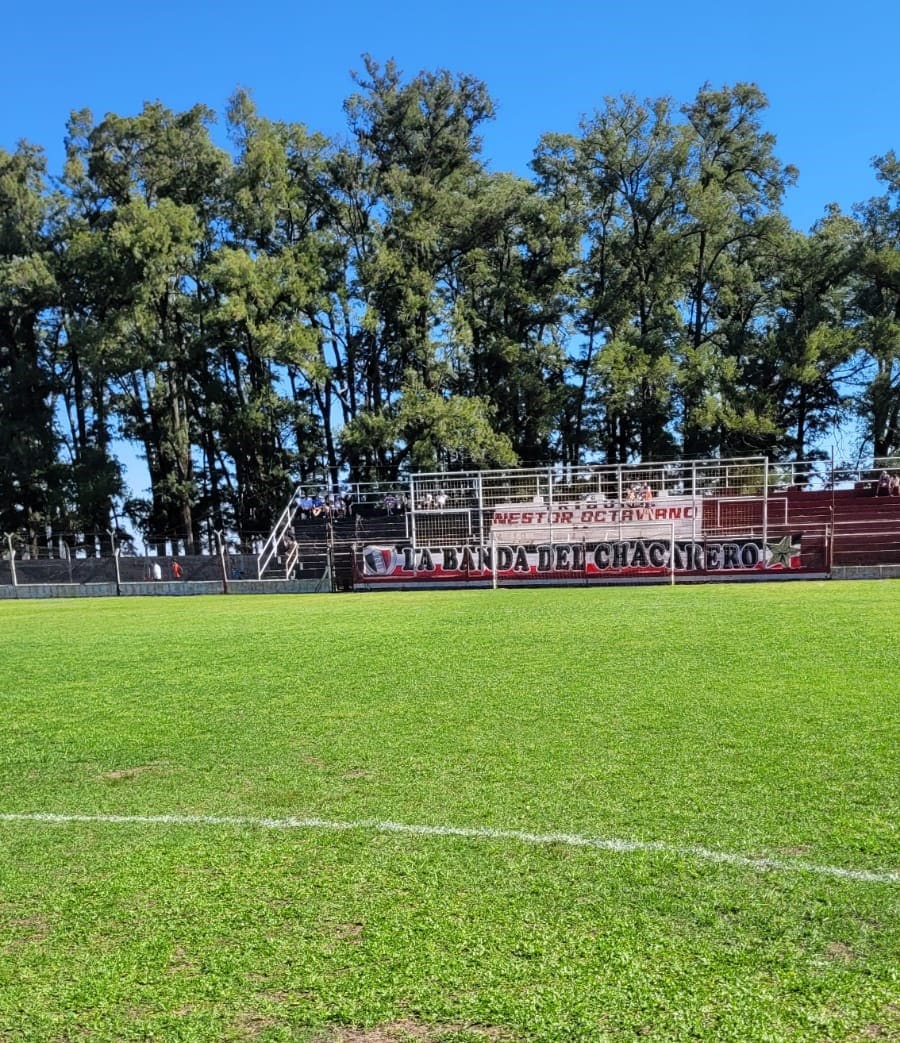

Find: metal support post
[6,533,17,587]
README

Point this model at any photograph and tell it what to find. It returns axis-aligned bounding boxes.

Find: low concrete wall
[0,575,331,599]
[832,564,900,580]
[226,578,329,594]
[121,581,223,597]
[0,582,119,599]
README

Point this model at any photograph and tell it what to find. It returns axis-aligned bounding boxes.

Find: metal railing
[256,484,303,579]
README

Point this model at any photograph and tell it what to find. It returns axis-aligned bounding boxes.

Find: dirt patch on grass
[312,1020,515,1042]
[777,844,812,857]
[334,922,364,944]
[166,945,198,975]
[231,1011,280,1038]
[5,914,49,946]
[825,940,857,962]
[99,761,167,782]
[856,1004,900,1040]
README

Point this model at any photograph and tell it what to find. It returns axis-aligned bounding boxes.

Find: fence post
[670,522,676,586]
[61,540,73,584]
[827,507,835,576]
[107,529,121,595]
[216,531,229,594]
[5,533,16,587]
[491,530,498,591]
[762,457,769,550]
[477,473,485,549]
[326,519,335,593]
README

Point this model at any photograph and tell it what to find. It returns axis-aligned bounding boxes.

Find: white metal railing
[284,542,300,579]
[769,456,900,491]
[256,484,303,579]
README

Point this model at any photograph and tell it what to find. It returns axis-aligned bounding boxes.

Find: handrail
[257,484,303,579]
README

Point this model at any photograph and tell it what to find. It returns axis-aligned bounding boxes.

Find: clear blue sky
[2,0,897,232]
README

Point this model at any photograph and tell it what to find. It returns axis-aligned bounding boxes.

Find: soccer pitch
[1,583,897,1042]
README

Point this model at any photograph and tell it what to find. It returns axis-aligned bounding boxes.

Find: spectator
[890,474,900,496]
[171,560,183,580]
[436,489,448,510]
[151,561,162,582]
[877,470,891,496]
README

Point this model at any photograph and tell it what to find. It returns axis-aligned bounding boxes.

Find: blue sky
[3,0,897,232]
[2,0,896,497]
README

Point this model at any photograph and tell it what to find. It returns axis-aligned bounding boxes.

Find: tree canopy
[1,62,897,547]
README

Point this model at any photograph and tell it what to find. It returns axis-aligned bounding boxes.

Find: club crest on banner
[363,545,399,575]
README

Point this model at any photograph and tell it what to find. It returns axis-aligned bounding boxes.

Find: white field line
[1,811,897,885]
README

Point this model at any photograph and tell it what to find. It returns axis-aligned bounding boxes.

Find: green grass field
[0,582,897,1042]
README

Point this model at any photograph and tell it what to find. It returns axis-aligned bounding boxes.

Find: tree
[536,95,689,462]
[336,57,518,475]
[445,172,574,464]
[0,144,61,542]
[63,102,231,548]
[676,83,797,456]
[204,92,337,535]
[850,153,900,458]
[342,372,516,473]
[750,211,856,459]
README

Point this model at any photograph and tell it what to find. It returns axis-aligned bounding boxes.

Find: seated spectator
[877,470,891,496]
[436,489,448,510]
[890,474,900,496]
[640,483,653,502]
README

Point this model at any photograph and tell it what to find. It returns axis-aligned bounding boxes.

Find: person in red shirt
[171,560,183,580]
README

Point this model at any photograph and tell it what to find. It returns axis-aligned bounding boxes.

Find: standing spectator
[151,561,162,582]
[171,560,183,580]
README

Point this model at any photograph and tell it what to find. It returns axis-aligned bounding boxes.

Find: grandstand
[2,455,899,596]
[350,456,900,590]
